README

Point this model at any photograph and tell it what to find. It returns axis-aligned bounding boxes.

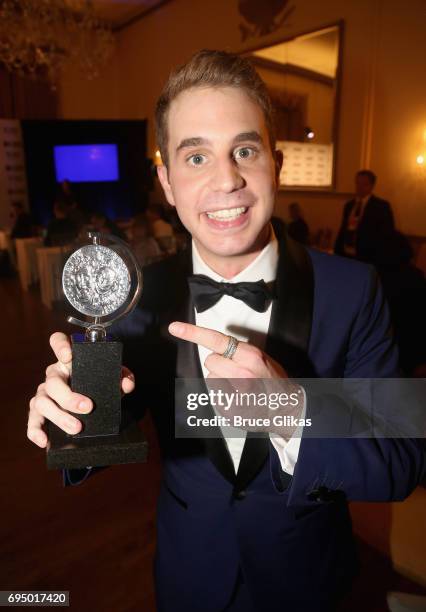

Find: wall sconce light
[304,127,315,140]
[415,128,426,166]
[154,149,162,166]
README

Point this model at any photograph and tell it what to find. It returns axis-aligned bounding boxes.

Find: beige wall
[367,0,426,235]
[60,49,120,119]
[57,0,426,582]
[58,0,426,238]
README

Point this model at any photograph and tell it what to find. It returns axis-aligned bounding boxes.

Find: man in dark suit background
[287,202,309,244]
[334,169,394,264]
[27,51,424,612]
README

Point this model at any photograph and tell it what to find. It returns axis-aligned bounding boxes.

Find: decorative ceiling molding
[238,0,296,42]
[91,0,173,32]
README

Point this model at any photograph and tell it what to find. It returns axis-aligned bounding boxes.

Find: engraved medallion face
[63,245,131,317]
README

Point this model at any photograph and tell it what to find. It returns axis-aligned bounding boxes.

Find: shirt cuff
[269,387,306,475]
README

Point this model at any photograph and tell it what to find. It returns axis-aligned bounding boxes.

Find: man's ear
[274,149,283,186]
[157,164,176,207]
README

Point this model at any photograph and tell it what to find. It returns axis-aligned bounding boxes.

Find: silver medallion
[62,244,131,317]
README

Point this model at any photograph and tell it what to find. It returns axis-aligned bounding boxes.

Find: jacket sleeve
[334,200,351,255]
[286,266,425,505]
[380,199,395,235]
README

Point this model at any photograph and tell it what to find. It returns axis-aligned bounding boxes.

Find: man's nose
[209,158,245,193]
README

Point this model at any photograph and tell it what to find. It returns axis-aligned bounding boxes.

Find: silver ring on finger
[222,335,239,360]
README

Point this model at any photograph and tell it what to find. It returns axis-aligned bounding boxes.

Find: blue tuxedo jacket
[66,235,424,612]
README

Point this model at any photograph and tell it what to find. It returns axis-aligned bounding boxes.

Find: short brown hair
[155,49,275,167]
[356,169,377,185]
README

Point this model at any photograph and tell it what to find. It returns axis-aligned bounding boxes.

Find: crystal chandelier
[0,0,114,85]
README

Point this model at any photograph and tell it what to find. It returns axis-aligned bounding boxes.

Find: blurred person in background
[44,201,78,247]
[90,211,127,242]
[55,179,87,233]
[10,202,34,239]
[56,179,76,207]
[130,213,162,267]
[287,202,309,245]
[66,200,87,233]
[146,203,175,253]
[334,170,394,265]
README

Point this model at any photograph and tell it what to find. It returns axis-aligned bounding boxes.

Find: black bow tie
[188,274,274,313]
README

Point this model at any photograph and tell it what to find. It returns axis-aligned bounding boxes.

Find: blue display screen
[54,144,119,182]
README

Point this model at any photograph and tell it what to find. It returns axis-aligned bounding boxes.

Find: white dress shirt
[344,194,372,256]
[192,228,302,474]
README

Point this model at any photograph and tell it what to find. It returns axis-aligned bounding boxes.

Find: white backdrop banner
[0,119,28,228]
[278,141,333,187]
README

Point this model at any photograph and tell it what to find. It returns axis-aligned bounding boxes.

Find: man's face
[157,86,282,261]
[355,174,374,198]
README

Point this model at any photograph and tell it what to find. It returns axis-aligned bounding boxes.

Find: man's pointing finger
[169,321,229,354]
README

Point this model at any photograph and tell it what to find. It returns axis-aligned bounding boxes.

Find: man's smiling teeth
[206,207,247,220]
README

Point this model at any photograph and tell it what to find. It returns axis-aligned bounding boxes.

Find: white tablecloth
[0,230,15,267]
[0,230,10,250]
[15,237,43,290]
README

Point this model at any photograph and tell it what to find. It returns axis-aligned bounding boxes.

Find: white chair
[14,237,43,290]
[0,230,15,269]
[0,230,10,250]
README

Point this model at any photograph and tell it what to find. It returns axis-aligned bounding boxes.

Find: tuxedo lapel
[159,247,236,485]
[153,234,314,490]
[234,232,314,493]
[175,275,237,484]
[265,233,314,376]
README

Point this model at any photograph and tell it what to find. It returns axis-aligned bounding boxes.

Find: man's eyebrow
[176,132,263,153]
[176,137,210,153]
[232,131,263,145]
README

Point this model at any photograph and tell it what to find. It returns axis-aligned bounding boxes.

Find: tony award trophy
[46,232,148,470]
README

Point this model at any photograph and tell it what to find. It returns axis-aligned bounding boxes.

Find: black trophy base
[46,418,148,470]
[71,335,122,437]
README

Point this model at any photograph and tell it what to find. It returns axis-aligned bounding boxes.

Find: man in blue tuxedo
[27,50,424,612]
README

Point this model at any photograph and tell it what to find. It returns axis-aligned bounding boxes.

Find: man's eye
[234,147,256,160]
[187,154,206,166]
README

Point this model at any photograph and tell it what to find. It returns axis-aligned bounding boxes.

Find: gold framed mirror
[243,21,343,190]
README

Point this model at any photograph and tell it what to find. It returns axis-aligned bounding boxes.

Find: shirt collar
[357,194,372,205]
[192,224,278,284]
